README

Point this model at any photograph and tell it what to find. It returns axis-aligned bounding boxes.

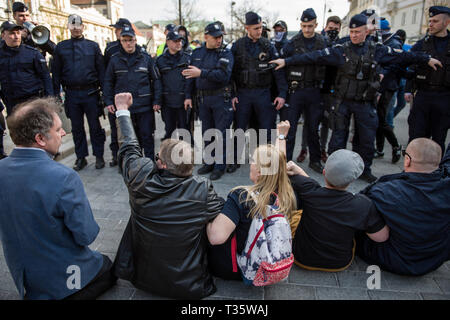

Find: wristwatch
[278,134,286,140]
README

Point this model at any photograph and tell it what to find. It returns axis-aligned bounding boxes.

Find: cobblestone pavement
[1,109,449,300]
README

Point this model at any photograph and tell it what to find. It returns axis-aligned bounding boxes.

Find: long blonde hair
[232,144,297,221]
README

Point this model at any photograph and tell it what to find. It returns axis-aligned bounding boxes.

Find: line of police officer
[1,2,449,183]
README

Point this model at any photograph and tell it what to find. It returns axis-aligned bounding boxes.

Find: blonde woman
[206,121,299,280]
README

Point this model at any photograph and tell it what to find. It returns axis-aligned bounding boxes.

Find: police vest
[234,37,272,89]
[415,36,450,91]
[287,33,326,88]
[335,41,380,102]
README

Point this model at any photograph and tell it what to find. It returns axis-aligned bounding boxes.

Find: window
[412,9,417,24]
[401,12,406,26]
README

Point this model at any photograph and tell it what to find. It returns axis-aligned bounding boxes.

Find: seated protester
[357,138,450,276]
[287,150,389,271]
[207,121,299,280]
[112,93,224,299]
[0,97,116,300]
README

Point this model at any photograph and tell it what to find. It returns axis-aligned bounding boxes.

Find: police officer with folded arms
[12,2,55,58]
[280,8,327,173]
[0,21,53,115]
[103,25,162,160]
[231,12,288,173]
[52,15,106,171]
[406,6,450,155]
[156,31,191,140]
[270,14,442,183]
[183,22,234,181]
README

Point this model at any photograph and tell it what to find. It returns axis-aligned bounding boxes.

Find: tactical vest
[287,33,326,88]
[234,37,273,89]
[335,41,380,102]
[415,36,450,91]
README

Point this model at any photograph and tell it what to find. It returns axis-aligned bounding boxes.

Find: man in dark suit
[0,97,115,299]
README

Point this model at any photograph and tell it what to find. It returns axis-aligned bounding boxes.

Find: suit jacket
[0,148,103,299]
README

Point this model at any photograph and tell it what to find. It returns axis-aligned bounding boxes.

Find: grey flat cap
[324,149,364,187]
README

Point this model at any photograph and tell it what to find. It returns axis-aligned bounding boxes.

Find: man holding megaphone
[12,1,55,58]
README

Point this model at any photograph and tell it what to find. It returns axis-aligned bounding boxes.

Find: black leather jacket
[113,115,224,299]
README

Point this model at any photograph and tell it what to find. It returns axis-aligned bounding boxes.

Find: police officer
[156,31,191,139]
[103,25,162,160]
[0,94,6,159]
[12,2,55,58]
[0,21,53,116]
[156,24,177,57]
[182,22,234,181]
[270,14,441,183]
[174,25,196,54]
[406,6,450,154]
[280,8,327,173]
[271,20,288,55]
[374,18,403,163]
[52,15,106,171]
[231,12,288,173]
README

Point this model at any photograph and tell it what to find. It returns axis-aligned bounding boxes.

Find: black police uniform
[0,39,53,115]
[156,33,191,139]
[407,6,450,154]
[52,35,106,169]
[186,23,234,178]
[103,39,162,160]
[0,91,5,158]
[280,9,327,170]
[284,14,431,180]
[231,12,288,153]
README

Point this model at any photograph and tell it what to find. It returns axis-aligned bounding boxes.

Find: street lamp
[230,1,236,41]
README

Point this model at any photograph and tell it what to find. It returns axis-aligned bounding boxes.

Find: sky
[123,0,351,32]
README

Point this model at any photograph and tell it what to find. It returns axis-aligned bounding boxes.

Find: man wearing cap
[182,22,234,180]
[0,21,53,116]
[157,23,176,57]
[103,24,162,160]
[270,13,442,183]
[374,18,404,163]
[230,11,288,174]
[156,31,191,139]
[51,14,106,171]
[286,150,389,271]
[279,8,328,174]
[406,6,450,155]
[357,138,450,276]
[12,2,55,58]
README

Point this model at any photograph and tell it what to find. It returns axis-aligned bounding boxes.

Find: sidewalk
[0,108,449,300]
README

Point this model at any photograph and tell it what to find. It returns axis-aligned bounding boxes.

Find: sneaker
[374,150,385,158]
[210,170,224,181]
[392,145,402,164]
[320,150,328,163]
[73,158,87,171]
[197,164,214,175]
[359,172,377,183]
[296,149,308,163]
[95,157,105,169]
[309,161,324,174]
[226,164,240,173]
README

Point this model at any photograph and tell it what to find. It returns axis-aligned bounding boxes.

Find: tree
[170,0,206,40]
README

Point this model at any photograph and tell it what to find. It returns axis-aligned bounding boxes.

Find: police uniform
[407,6,450,154]
[231,12,288,150]
[280,9,327,172]
[0,22,53,115]
[284,14,431,182]
[12,2,56,58]
[156,24,176,57]
[103,26,162,160]
[51,15,106,171]
[0,90,5,158]
[156,31,191,139]
[186,23,234,180]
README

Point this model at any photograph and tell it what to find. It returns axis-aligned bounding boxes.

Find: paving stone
[264,283,316,300]
[0,289,20,300]
[434,278,450,294]
[368,290,422,300]
[209,278,264,300]
[382,273,443,294]
[316,287,370,300]
[427,265,450,279]
[0,271,18,292]
[337,271,389,290]
[97,285,135,300]
[420,293,450,300]
[288,266,338,287]
[132,288,173,300]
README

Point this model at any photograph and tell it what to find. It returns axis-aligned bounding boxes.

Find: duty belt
[63,82,100,91]
[288,81,322,92]
[198,86,232,97]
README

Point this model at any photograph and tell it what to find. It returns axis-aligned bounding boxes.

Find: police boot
[226,164,240,173]
[95,157,105,169]
[109,155,118,167]
[197,164,214,175]
[296,149,308,163]
[73,158,87,171]
[359,171,377,184]
[210,169,224,181]
[309,161,324,174]
[392,145,402,164]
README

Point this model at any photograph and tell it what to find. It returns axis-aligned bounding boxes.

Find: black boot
[197,164,214,175]
[359,171,377,183]
[95,157,105,169]
[309,161,324,174]
[226,164,240,173]
[73,158,87,171]
[392,145,402,164]
[109,156,118,167]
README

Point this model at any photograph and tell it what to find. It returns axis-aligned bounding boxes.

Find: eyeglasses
[402,149,412,160]
[155,153,160,162]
